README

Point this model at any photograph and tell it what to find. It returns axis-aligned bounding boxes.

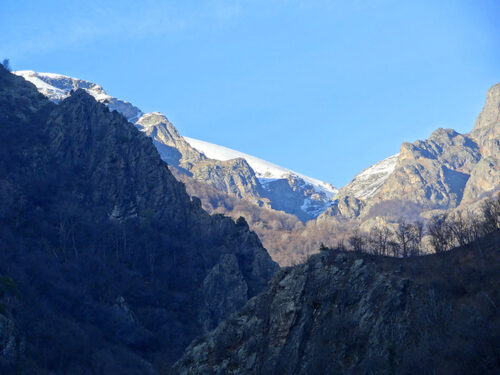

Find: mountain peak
[13,70,143,122]
[473,82,500,132]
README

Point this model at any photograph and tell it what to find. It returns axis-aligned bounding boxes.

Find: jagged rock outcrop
[322,83,500,222]
[320,193,365,219]
[136,112,206,171]
[0,66,277,373]
[173,233,500,374]
[136,113,267,203]
[463,83,500,204]
[14,69,339,222]
[191,158,267,203]
[373,128,481,209]
[470,83,500,149]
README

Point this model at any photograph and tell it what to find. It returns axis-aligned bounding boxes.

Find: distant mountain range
[4,64,499,375]
[14,70,338,221]
[326,83,500,222]
[13,69,500,265]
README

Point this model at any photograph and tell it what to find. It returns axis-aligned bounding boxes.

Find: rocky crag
[14,70,337,221]
[173,232,500,374]
[323,83,500,222]
[0,66,277,373]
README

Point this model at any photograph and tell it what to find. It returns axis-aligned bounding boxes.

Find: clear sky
[2,0,499,186]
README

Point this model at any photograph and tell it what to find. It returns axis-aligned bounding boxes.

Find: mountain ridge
[322,82,500,223]
[0,65,277,372]
[13,69,338,221]
[173,231,500,374]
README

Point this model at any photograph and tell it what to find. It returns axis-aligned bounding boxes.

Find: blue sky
[2,0,499,186]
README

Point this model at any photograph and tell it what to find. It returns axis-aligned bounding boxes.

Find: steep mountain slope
[135,112,206,171]
[337,154,399,200]
[464,83,500,204]
[173,232,500,375]
[14,70,337,221]
[184,137,337,221]
[322,83,500,222]
[0,66,277,373]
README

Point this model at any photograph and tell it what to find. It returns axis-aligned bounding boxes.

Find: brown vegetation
[326,195,500,257]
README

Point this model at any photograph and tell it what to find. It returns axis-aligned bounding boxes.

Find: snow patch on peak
[13,70,143,122]
[184,136,338,197]
[342,154,399,200]
[136,112,170,127]
[356,154,399,180]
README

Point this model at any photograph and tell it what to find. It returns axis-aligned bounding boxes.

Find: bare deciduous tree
[348,228,366,253]
[369,226,393,256]
[427,214,454,253]
[481,196,500,233]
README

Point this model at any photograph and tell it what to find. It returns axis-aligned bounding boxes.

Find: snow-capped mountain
[184,137,338,198]
[15,69,338,221]
[14,70,143,122]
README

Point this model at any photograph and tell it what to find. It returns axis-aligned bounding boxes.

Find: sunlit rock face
[321,83,500,222]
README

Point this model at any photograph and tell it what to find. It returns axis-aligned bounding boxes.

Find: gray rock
[261,175,334,222]
[173,234,500,374]
[191,158,264,201]
[136,112,206,171]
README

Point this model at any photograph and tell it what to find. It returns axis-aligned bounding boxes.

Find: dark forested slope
[173,232,500,375]
[0,66,277,374]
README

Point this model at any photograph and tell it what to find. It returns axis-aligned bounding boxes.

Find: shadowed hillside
[0,65,277,374]
[173,231,500,374]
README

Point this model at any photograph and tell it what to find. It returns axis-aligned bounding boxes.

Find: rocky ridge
[135,112,206,171]
[322,83,500,223]
[13,70,337,221]
[173,232,500,374]
[0,66,277,373]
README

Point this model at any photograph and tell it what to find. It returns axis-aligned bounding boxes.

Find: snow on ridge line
[341,154,399,200]
[14,70,143,122]
[184,136,338,196]
[355,154,399,180]
[14,69,338,197]
[14,70,112,102]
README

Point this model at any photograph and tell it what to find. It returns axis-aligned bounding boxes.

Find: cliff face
[191,158,266,202]
[322,83,500,222]
[136,112,206,171]
[261,175,334,222]
[0,66,277,373]
[173,233,500,375]
[374,128,481,210]
[464,83,500,204]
